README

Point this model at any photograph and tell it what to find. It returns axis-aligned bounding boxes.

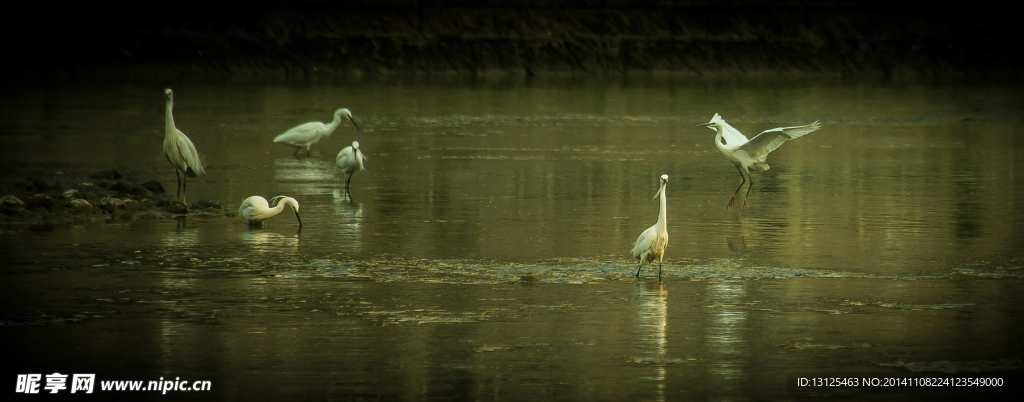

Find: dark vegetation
[1,1,1019,80]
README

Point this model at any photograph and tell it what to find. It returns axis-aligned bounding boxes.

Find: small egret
[274,108,361,156]
[163,88,205,204]
[698,113,821,209]
[631,174,669,279]
[336,141,367,194]
[238,195,302,229]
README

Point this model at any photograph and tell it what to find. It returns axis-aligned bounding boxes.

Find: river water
[2,76,1023,400]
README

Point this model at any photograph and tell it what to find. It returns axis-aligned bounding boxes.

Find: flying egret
[335,141,367,195]
[238,195,302,229]
[697,113,821,209]
[631,174,669,279]
[163,88,205,204]
[274,108,361,156]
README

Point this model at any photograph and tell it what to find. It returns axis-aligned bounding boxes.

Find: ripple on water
[116,253,1024,284]
[885,359,1024,373]
[875,302,976,310]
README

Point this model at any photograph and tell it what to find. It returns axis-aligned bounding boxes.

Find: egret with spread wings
[698,113,821,209]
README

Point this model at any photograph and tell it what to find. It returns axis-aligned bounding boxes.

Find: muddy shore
[2,1,1020,80]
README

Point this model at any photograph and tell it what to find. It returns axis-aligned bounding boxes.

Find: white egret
[238,195,302,229]
[335,141,367,194]
[274,108,361,156]
[631,174,669,279]
[697,113,821,209]
[163,88,205,204]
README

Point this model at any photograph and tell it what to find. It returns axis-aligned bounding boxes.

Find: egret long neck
[271,198,297,218]
[164,100,176,136]
[657,183,667,229]
[324,112,343,135]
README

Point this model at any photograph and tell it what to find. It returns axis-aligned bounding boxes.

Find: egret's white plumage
[631,174,669,278]
[238,195,302,229]
[335,141,367,194]
[163,88,205,204]
[274,108,361,156]
[698,113,821,208]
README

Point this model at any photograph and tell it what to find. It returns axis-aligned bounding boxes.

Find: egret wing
[175,131,205,176]
[631,226,658,258]
[335,147,352,164]
[274,123,320,144]
[718,121,750,147]
[739,121,821,159]
[238,203,254,220]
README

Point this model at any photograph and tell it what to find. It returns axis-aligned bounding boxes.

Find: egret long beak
[348,116,362,132]
[696,122,713,127]
[294,211,302,229]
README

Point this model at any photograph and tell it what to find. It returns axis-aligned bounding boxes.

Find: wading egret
[163,88,205,204]
[631,174,669,279]
[238,195,302,229]
[336,141,367,194]
[697,113,821,209]
[274,108,361,156]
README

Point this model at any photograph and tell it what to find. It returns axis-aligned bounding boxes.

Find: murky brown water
[2,76,1023,400]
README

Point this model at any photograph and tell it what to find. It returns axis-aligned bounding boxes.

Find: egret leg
[182,174,188,205]
[743,175,754,208]
[174,170,182,199]
[658,260,662,279]
[344,173,353,194]
[292,147,301,157]
[728,165,747,208]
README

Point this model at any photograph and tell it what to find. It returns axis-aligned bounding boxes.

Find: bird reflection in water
[273,158,336,196]
[633,280,668,402]
[240,230,299,254]
[707,280,747,397]
[162,217,200,248]
[332,189,364,253]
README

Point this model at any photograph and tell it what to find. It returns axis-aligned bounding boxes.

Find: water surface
[2,76,1023,400]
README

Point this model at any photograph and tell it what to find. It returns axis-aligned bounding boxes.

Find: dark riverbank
[0,171,228,230]
[2,1,1020,80]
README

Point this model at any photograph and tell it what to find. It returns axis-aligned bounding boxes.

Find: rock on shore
[0,171,228,230]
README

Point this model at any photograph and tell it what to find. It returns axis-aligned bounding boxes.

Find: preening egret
[336,141,367,194]
[697,113,821,209]
[163,88,205,204]
[274,108,361,156]
[631,174,669,279]
[238,195,302,229]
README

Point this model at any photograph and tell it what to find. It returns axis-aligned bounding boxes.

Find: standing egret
[163,88,205,204]
[631,174,669,279]
[697,113,821,209]
[274,108,361,156]
[238,195,302,229]
[335,141,367,195]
